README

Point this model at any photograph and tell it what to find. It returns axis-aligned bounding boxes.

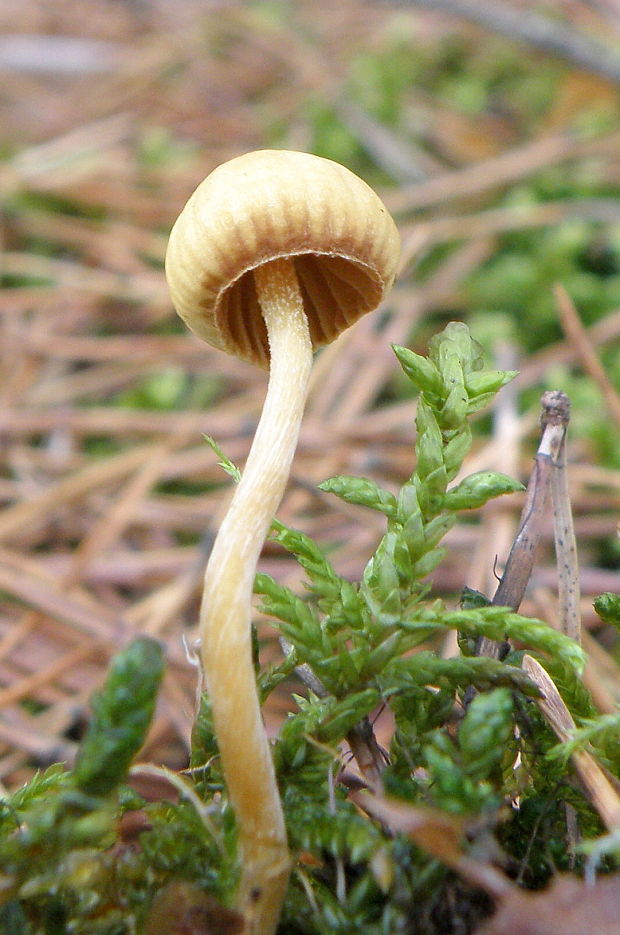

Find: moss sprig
[322,323,521,625]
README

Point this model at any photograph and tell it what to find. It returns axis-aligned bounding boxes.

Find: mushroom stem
[199,257,313,935]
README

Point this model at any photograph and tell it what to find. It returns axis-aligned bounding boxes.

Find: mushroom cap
[165,149,400,368]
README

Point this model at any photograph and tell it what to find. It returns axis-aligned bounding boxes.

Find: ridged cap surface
[165,149,400,368]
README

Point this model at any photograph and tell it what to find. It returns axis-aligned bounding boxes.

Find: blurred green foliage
[289,23,620,479]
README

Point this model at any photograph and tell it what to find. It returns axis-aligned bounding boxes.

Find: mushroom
[165,149,399,935]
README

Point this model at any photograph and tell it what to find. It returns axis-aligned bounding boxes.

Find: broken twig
[478,391,570,658]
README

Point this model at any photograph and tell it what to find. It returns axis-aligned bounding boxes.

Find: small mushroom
[165,149,399,935]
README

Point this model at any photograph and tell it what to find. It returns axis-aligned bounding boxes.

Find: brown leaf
[143,882,244,935]
[349,789,512,900]
[475,874,620,935]
[349,789,465,866]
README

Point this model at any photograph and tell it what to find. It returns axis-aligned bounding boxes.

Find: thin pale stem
[551,429,580,643]
[199,257,312,935]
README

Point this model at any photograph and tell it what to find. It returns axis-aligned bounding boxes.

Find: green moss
[1,325,616,932]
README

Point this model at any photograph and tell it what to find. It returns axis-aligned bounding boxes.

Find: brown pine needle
[522,654,620,832]
[555,283,620,431]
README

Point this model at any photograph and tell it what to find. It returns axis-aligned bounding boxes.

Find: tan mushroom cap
[165,149,400,368]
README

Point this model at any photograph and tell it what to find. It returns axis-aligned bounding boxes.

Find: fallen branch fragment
[391,0,620,87]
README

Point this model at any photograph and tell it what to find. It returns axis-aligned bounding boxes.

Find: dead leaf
[143,882,244,935]
[475,874,620,935]
[349,789,511,899]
